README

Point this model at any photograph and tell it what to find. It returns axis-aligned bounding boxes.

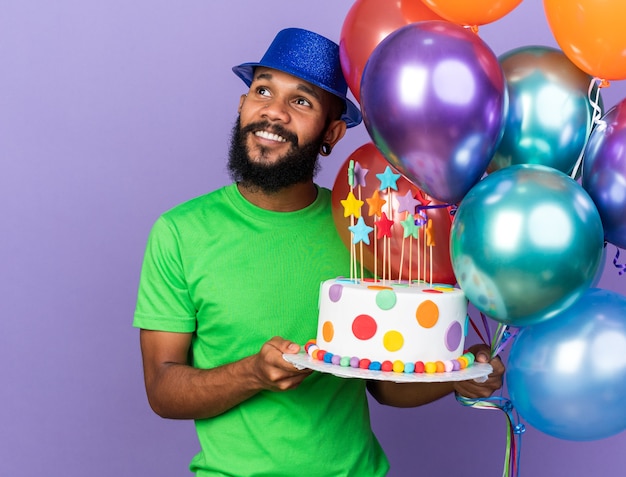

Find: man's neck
[236,181,318,212]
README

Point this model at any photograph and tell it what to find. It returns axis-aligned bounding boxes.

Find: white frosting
[317,279,468,364]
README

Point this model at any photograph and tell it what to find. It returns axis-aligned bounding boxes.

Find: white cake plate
[283,353,493,383]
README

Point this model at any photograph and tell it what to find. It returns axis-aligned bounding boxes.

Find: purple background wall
[2,1,625,475]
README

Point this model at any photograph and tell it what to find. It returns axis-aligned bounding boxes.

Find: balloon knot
[598,78,610,88]
[514,423,526,435]
[464,24,480,34]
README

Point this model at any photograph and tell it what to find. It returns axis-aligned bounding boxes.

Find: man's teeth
[255,130,287,142]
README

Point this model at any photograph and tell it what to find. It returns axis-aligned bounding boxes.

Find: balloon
[582,99,626,249]
[507,288,626,441]
[450,164,604,326]
[489,46,603,176]
[422,0,522,28]
[339,0,443,103]
[543,0,626,81]
[361,21,506,205]
[331,143,456,285]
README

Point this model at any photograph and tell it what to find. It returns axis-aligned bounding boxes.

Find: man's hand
[453,343,505,399]
[251,337,313,392]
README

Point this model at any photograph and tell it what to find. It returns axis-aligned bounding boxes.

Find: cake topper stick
[376,166,401,284]
[399,225,406,283]
[426,218,435,287]
[341,162,364,281]
[348,160,356,281]
[415,209,427,283]
[423,219,427,284]
[400,213,420,284]
[357,184,365,281]
[366,188,385,282]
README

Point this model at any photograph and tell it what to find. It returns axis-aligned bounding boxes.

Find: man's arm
[139,330,313,419]
[366,344,505,408]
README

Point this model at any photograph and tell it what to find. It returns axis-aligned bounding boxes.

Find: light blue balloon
[450,164,604,326]
[507,288,626,441]
[489,46,603,176]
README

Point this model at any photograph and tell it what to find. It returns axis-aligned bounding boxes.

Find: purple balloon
[360,21,506,204]
[582,99,626,249]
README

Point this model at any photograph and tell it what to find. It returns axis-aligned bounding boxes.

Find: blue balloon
[489,46,602,176]
[450,164,604,326]
[360,21,506,204]
[582,98,626,249]
[507,288,626,441]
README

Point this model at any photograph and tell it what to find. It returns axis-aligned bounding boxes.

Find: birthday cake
[305,153,473,375]
[307,278,471,373]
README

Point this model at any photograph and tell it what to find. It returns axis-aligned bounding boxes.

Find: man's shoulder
[161,184,234,221]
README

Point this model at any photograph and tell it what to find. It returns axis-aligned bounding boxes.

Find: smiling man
[133,28,503,476]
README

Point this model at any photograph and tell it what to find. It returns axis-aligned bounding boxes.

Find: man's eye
[295,98,311,107]
[257,87,271,96]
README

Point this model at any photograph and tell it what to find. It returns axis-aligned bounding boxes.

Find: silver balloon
[489,46,602,176]
[450,164,604,326]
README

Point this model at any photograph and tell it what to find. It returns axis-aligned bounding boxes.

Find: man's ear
[324,119,348,148]
[238,94,247,114]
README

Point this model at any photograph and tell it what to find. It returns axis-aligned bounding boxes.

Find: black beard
[227,117,324,194]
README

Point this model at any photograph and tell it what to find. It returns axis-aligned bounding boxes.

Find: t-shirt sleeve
[133,216,197,333]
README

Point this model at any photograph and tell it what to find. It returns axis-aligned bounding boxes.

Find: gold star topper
[341,191,364,218]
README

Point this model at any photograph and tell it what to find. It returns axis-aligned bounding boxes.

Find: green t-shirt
[134,184,389,476]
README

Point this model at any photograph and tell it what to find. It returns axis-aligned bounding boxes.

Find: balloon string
[481,311,493,346]
[570,77,606,180]
[468,311,518,357]
[491,324,519,358]
[468,316,488,346]
[456,395,525,477]
[613,246,626,276]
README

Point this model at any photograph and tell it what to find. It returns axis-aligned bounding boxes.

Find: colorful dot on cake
[458,356,468,368]
[349,357,360,368]
[435,361,445,373]
[369,361,382,371]
[416,299,439,329]
[414,361,425,373]
[383,330,404,352]
[434,286,454,292]
[463,352,476,366]
[424,362,437,373]
[359,358,371,369]
[323,352,334,363]
[331,355,341,365]
[328,284,343,302]
[352,314,377,340]
[304,340,316,353]
[445,321,463,352]
[392,360,404,373]
[340,356,352,367]
[317,350,326,361]
[403,362,415,373]
[381,360,393,372]
[375,289,397,310]
[322,321,334,342]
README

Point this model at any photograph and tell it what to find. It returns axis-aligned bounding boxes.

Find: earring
[320,142,332,156]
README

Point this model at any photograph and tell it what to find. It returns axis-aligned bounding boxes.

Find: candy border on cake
[304,339,475,374]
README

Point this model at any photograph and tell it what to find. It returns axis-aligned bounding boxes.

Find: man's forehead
[252,67,324,99]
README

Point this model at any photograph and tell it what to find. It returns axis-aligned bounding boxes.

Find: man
[134,28,504,476]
